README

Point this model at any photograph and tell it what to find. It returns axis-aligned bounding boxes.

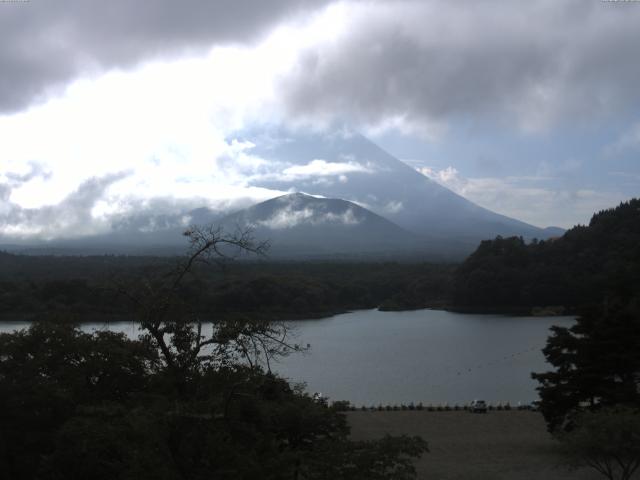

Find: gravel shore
[347,410,606,480]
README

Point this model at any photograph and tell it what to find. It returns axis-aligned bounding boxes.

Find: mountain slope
[220,192,421,257]
[2,129,564,258]
[0,207,222,256]
[242,129,558,248]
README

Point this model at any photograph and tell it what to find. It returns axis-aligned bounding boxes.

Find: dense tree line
[0,255,454,320]
[453,199,640,312]
[524,200,640,478]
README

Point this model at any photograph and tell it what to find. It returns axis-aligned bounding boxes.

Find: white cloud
[323,208,361,225]
[2,1,638,239]
[279,0,640,135]
[418,166,626,228]
[0,5,367,239]
[0,28,312,237]
[382,200,404,214]
[0,173,129,239]
[258,204,361,229]
[281,159,372,179]
[258,207,316,229]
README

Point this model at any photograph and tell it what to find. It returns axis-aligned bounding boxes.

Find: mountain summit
[1,129,565,258]
[242,129,557,248]
[220,192,420,257]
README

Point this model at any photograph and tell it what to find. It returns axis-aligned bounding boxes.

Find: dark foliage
[557,406,640,480]
[0,226,428,479]
[453,198,640,312]
[0,322,427,480]
[0,322,158,479]
[532,298,640,432]
[0,255,454,320]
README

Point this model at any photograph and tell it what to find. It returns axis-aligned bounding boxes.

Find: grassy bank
[347,410,603,480]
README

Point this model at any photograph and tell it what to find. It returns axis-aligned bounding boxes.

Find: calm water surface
[1,309,573,406]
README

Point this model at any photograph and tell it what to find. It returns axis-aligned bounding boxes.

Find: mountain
[219,192,424,258]
[0,207,222,256]
[241,129,560,248]
[2,128,565,258]
[541,226,566,238]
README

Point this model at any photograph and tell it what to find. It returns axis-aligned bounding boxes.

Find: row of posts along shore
[329,401,539,412]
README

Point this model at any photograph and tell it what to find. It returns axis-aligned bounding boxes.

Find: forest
[1,199,639,321]
[452,198,640,313]
[0,253,454,321]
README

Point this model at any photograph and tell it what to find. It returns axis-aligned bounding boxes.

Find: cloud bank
[0,0,331,113]
[279,0,640,134]
[1,0,638,239]
[0,172,127,239]
[418,166,628,228]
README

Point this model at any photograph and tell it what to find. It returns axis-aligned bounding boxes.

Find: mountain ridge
[241,129,560,243]
[0,129,566,257]
[218,192,425,258]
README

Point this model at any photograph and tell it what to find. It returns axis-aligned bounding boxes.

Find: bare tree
[115,225,304,391]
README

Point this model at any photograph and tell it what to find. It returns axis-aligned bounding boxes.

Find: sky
[1,0,639,239]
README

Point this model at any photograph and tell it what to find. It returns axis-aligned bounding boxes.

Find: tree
[453,198,640,312]
[558,407,640,480]
[114,225,303,391]
[0,321,157,480]
[532,297,640,432]
[0,224,428,479]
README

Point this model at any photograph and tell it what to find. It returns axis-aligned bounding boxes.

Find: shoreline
[0,304,575,324]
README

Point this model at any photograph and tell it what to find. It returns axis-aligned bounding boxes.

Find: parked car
[470,399,488,413]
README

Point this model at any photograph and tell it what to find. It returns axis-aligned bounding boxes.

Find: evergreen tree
[532,297,640,432]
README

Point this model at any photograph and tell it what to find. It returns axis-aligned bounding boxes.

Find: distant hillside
[243,129,561,246]
[452,198,640,313]
[0,207,222,256]
[1,130,563,258]
[220,192,423,257]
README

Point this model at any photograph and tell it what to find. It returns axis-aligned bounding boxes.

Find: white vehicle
[470,399,488,413]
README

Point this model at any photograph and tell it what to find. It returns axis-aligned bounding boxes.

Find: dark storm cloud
[278,0,640,131]
[0,0,330,112]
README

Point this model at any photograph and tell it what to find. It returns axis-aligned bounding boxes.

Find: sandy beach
[347,410,607,480]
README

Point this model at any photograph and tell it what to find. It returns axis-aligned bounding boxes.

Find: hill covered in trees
[453,199,640,313]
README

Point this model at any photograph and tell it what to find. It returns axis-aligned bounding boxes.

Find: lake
[0,309,574,406]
